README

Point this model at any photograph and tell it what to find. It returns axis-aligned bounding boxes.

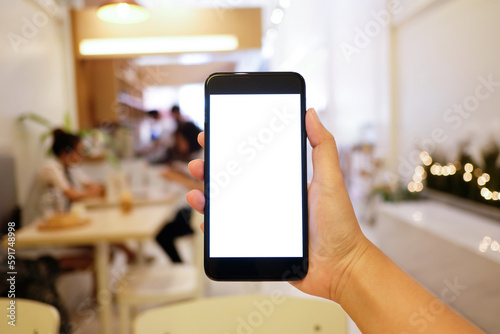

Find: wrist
[330,235,373,303]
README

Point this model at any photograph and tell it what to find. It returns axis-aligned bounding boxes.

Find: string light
[479,236,500,253]
[416,182,423,192]
[419,151,433,166]
[430,164,441,175]
[415,166,425,176]
[408,158,429,192]
[408,181,423,193]
[463,172,472,182]
[477,176,486,186]
[408,152,499,200]
[492,241,500,251]
[429,162,456,176]
[481,188,493,200]
[408,181,416,192]
[493,191,499,201]
[448,164,457,175]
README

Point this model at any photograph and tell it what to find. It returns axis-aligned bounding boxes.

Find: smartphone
[204,72,308,281]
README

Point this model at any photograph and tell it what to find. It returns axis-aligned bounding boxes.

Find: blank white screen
[209,94,303,258]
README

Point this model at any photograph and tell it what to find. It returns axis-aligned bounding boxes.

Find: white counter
[376,200,500,333]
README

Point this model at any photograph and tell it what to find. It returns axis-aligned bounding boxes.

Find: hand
[185,109,370,302]
[288,108,370,302]
[185,132,206,215]
[86,183,105,197]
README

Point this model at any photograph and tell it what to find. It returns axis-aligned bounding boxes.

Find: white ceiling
[84,0,273,10]
[80,0,285,84]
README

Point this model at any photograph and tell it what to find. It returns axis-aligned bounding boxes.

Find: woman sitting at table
[41,129,104,203]
[21,129,107,268]
[23,129,104,228]
[14,129,109,332]
[23,129,137,263]
[157,121,203,263]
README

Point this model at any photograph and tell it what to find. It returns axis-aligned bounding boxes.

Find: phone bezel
[204,72,308,281]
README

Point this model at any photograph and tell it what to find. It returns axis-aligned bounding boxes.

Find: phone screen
[205,72,308,281]
[209,93,303,258]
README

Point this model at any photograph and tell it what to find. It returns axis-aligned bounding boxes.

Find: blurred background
[1,0,499,333]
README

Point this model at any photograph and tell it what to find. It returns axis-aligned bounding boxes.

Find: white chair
[0,297,60,334]
[116,210,204,334]
[133,294,348,334]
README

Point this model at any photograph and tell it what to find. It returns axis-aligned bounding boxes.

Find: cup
[120,190,133,214]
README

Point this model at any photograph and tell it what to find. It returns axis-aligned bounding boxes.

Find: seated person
[21,129,105,268]
[141,108,178,164]
[156,122,203,263]
[40,129,104,206]
[23,129,103,226]
[23,129,135,263]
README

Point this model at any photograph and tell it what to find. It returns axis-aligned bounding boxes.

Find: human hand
[185,109,370,303]
[185,132,205,216]
[288,108,370,302]
[86,183,105,197]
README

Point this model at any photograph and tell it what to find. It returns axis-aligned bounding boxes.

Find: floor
[61,223,377,334]
[61,197,378,334]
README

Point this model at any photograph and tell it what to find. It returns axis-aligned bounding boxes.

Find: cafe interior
[1,0,500,333]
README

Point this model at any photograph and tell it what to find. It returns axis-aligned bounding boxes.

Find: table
[11,202,182,334]
[80,185,181,210]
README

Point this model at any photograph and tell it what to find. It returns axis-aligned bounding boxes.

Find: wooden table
[80,187,179,210]
[12,202,182,334]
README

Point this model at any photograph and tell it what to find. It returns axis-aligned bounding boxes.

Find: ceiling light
[97,0,150,24]
[178,53,214,65]
[79,35,239,56]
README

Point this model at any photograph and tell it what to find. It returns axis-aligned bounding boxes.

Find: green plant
[18,112,119,168]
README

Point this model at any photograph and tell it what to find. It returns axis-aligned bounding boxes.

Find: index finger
[198,132,205,148]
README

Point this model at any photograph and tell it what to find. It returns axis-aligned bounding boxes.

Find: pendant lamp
[97,0,150,24]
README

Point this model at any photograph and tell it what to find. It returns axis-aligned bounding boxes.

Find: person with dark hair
[46,129,104,203]
[23,129,104,227]
[164,121,203,164]
[141,108,180,163]
[16,130,107,332]
[147,109,160,120]
[170,105,182,125]
[156,121,203,263]
[171,105,180,113]
[146,110,161,141]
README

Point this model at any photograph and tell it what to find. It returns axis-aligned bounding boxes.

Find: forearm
[63,189,89,201]
[175,175,203,191]
[337,240,483,333]
[163,169,203,191]
[64,186,102,201]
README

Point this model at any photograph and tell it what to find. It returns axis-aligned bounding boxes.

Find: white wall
[392,0,500,178]
[0,0,75,204]
[268,0,330,113]
[268,0,390,148]
[328,0,391,147]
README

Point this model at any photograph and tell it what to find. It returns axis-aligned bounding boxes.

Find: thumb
[305,108,343,184]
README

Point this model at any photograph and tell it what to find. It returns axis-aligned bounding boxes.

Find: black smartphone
[204,72,308,281]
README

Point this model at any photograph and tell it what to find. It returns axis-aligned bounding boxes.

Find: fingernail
[309,108,319,121]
